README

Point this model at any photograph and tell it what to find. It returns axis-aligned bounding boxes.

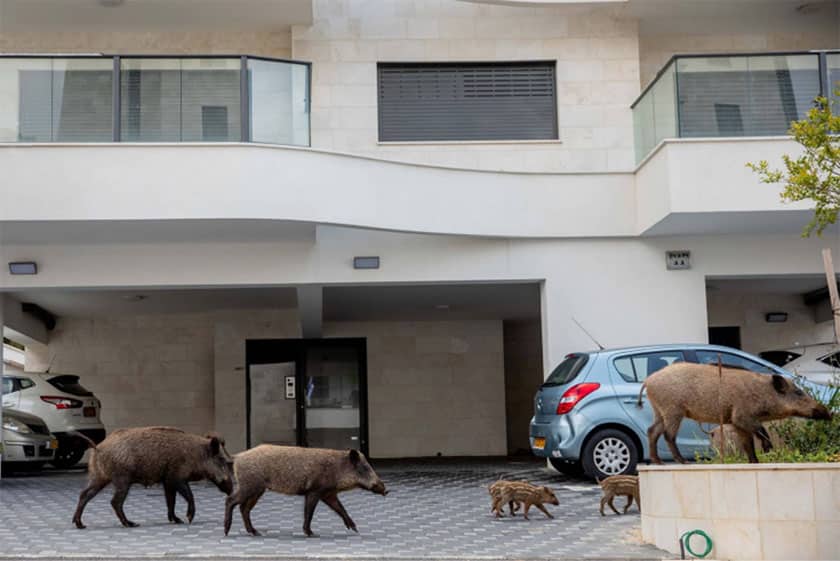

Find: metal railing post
[818,51,829,99]
[240,56,250,142]
[112,56,121,142]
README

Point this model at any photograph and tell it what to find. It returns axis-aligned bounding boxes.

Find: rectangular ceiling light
[353,256,380,270]
[8,261,38,275]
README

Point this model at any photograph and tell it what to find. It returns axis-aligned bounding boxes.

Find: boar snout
[214,476,234,496]
[811,404,832,421]
[371,481,388,496]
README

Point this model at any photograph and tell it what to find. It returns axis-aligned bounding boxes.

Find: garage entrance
[246,338,368,455]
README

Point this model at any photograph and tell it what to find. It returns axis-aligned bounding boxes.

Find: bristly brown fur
[598,475,639,516]
[489,480,558,520]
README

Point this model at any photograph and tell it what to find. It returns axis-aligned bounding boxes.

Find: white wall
[295,0,640,172]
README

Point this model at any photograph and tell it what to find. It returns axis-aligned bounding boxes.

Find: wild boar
[491,481,558,520]
[638,363,831,464]
[72,427,233,529]
[224,445,387,537]
[488,479,524,516]
[598,475,639,516]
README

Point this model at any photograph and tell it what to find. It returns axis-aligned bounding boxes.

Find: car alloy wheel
[593,437,631,476]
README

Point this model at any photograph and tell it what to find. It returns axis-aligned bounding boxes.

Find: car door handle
[623,398,641,404]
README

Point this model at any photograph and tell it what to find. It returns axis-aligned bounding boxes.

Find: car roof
[578,343,748,357]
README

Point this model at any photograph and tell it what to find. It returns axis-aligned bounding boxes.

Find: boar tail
[636,382,646,408]
[69,431,98,450]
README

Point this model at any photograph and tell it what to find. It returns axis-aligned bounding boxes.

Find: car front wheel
[581,428,638,480]
[50,444,85,469]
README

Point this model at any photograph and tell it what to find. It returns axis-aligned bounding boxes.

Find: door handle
[623,398,642,404]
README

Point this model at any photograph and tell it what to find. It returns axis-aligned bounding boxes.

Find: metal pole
[112,56,121,142]
[240,56,250,142]
[818,52,829,99]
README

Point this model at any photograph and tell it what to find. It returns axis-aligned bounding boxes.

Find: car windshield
[47,375,93,396]
[542,354,589,387]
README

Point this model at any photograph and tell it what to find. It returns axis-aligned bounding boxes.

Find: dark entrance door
[708,326,742,350]
[246,338,368,456]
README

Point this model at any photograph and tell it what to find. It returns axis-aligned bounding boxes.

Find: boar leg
[321,492,357,533]
[647,412,665,464]
[522,502,531,520]
[110,478,138,528]
[534,503,554,519]
[240,491,264,536]
[732,424,760,463]
[302,492,321,537]
[662,416,687,464]
[623,494,633,514]
[72,477,110,529]
[163,481,184,524]
[175,482,195,523]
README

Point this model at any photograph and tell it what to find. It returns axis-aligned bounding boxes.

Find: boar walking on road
[72,427,233,529]
[490,481,558,520]
[224,445,388,537]
[638,363,831,464]
[488,479,525,516]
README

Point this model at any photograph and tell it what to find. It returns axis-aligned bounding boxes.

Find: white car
[1,409,59,469]
[759,343,840,385]
[2,373,106,468]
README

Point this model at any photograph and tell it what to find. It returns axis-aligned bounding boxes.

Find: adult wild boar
[72,427,233,529]
[638,363,831,464]
[224,445,387,537]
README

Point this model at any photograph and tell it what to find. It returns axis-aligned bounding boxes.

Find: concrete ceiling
[642,211,838,237]
[0,0,313,32]
[5,282,542,321]
[706,275,836,294]
[323,283,541,321]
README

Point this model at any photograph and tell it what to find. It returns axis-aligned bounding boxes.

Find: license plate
[49,439,59,450]
[83,407,96,417]
[533,437,546,450]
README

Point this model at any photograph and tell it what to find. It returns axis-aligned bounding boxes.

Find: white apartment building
[0,0,839,458]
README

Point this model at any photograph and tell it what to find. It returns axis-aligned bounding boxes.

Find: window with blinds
[377,61,557,142]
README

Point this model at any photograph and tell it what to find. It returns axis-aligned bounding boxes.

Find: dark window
[714,103,744,136]
[708,326,741,349]
[759,350,802,367]
[542,353,589,387]
[47,375,93,396]
[18,378,35,390]
[377,61,558,141]
[614,351,685,383]
[696,350,773,374]
[819,352,840,369]
[201,105,229,141]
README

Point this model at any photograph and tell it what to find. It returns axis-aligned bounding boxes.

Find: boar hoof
[248,529,261,537]
[170,516,184,524]
[123,520,139,528]
[187,513,194,524]
[73,521,86,529]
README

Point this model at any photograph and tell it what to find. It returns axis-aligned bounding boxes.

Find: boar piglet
[224,445,387,537]
[639,363,832,464]
[72,427,233,529]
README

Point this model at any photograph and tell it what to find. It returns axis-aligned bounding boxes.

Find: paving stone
[0,459,665,559]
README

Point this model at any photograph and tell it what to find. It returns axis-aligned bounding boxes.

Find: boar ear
[772,374,788,394]
[348,449,361,466]
[209,436,221,456]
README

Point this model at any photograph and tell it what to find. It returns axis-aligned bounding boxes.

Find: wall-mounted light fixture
[353,256,380,270]
[765,312,788,323]
[8,261,38,275]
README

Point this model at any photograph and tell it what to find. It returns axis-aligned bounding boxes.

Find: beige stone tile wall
[26,314,217,436]
[502,319,543,455]
[639,29,839,88]
[323,320,507,458]
[294,0,640,172]
[0,31,291,58]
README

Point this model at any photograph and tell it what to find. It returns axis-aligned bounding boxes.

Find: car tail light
[40,396,83,409]
[556,383,600,414]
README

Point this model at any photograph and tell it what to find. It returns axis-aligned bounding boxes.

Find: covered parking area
[2,281,543,459]
[705,275,837,375]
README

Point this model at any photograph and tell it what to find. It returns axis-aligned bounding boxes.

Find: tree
[748,93,840,237]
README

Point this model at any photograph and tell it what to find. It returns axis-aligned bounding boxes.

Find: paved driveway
[0,458,664,560]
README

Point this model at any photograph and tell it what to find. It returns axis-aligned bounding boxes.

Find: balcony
[0,55,310,146]
[632,51,840,164]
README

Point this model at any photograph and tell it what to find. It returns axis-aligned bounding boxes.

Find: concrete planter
[639,463,840,560]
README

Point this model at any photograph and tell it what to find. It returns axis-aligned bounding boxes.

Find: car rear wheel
[581,428,638,480]
[50,445,85,469]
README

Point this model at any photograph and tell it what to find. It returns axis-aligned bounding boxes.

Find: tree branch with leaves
[748,93,840,237]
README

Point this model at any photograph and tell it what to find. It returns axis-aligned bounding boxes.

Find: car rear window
[759,350,802,367]
[47,375,93,396]
[542,354,589,387]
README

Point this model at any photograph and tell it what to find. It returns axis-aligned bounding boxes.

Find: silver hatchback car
[529,343,828,479]
[1,409,58,469]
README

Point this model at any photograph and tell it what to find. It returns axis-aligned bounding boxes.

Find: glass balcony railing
[0,55,310,146]
[632,51,840,164]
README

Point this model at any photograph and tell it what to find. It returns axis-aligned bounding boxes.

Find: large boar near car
[72,427,233,529]
[224,445,387,537]
[638,363,831,464]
